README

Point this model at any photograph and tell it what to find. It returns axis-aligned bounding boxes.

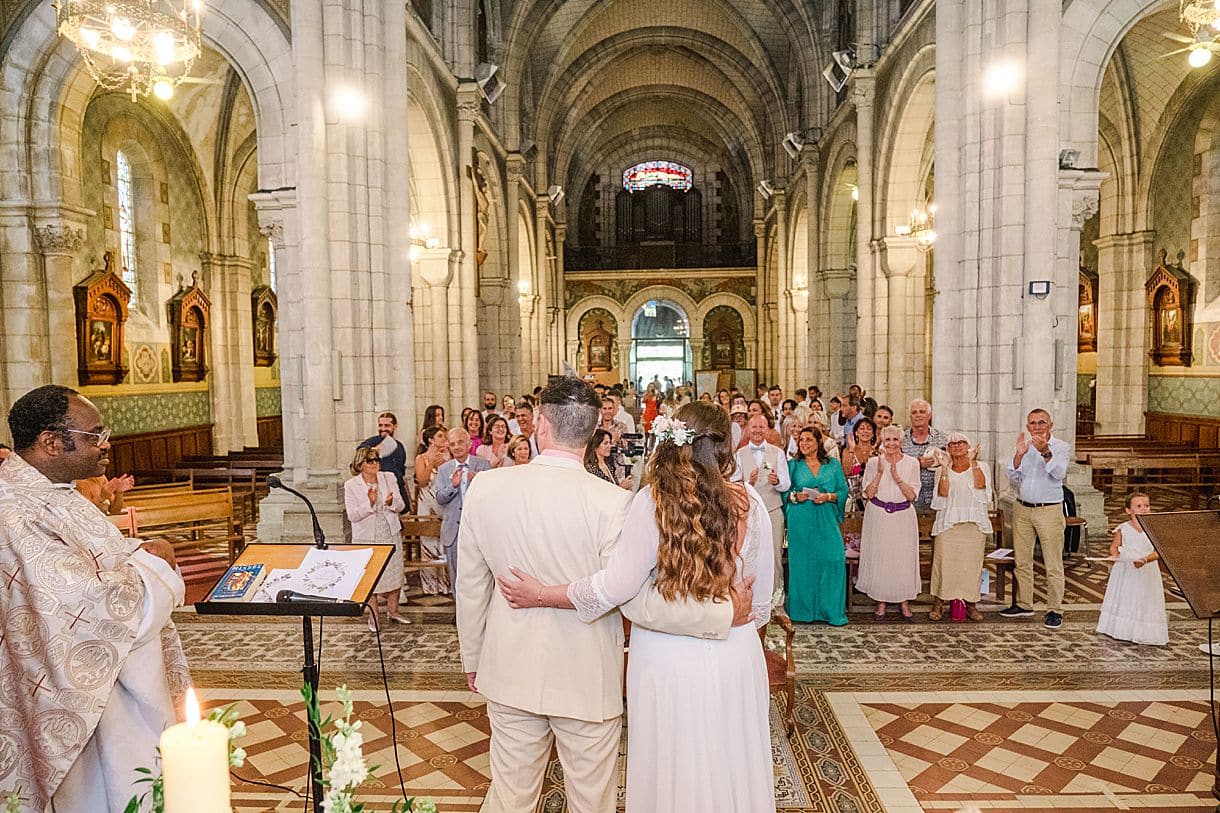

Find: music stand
[195,543,394,813]
[1137,511,1220,807]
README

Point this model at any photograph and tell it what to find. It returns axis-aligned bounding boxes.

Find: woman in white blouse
[928,431,992,621]
[344,446,407,630]
[477,414,511,468]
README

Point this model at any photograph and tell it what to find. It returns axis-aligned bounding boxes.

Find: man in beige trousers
[457,377,751,813]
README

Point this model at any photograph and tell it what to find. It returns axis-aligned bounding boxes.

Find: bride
[499,401,776,811]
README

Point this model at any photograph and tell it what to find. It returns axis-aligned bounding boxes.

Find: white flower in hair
[652,415,693,447]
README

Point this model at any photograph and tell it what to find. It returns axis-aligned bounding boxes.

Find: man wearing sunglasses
[0,385,190,811]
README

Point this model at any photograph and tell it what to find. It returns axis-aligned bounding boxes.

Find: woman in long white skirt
[500,403,776,811]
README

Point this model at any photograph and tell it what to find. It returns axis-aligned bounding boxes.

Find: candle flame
[185,686,200,724]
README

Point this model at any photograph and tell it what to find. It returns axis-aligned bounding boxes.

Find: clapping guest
[902,399,947,510]
[928,432,990,622]
[513,402,540,456]
[414,425,452,595]
[501,393,516,416]
[856,425,921,622]
[76,471,136,515]
[785,427,848,625]
[505,433,533,466]
[465,409,485,455]
[843,417,878,512]
[746,400,783,446]
[477,414,511,468]
[584,429,632,490]
[737,415,790,591]
[345,447,408,630]
[435,428,491,589]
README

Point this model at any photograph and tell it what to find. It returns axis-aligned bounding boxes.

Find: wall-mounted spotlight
[782,127,823,159]
[757,179,774,200]
[476,62,505,104]
[1058,148,1080,169]
[822,47,856,92]
[1028,280,1052,299]
[547,184,564,206]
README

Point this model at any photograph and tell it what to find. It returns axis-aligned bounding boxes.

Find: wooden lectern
[1137,511,1220,808]
[195,543,394,813]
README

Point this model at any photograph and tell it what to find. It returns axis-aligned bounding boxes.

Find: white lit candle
[160,688,232,812]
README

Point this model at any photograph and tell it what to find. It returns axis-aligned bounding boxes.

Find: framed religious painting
[1146,249,1196,367]
[1078,264,1098,353]
[73,251,131,385]
[586,320,614,372]
[168,271,212,382]
[251,285,278,366]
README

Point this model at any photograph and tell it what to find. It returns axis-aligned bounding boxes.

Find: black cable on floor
[372,613,411,805]
[230,769,305,798]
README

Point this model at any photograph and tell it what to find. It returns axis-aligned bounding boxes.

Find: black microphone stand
[266,474,328,810]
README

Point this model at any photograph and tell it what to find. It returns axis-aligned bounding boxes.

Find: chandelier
[1180,0,1220,36]
[55,0,203,102]
[896,203,937,251]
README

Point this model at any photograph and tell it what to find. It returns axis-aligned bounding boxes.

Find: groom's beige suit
[457,452,734,813]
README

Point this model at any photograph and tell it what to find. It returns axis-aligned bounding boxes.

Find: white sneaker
[1200,643,1220,656]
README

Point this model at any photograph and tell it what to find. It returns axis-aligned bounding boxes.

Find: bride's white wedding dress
[569,484,776,812]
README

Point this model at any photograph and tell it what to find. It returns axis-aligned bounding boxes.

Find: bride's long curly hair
[649,401,745,602]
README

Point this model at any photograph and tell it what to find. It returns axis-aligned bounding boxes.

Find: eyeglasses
[62,428,111,446]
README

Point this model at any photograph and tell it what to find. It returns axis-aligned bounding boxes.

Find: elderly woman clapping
[927,432,991,621]
[855,425,921,622]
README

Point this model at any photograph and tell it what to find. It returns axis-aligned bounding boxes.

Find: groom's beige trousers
[481,700,621,813]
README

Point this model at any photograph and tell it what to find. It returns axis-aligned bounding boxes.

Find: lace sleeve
[741,491,774,629]
[567,572,616,623]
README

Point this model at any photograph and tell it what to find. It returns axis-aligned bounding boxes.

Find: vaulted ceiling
[500,0,830,206]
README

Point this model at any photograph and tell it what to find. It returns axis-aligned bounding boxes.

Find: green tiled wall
[92,391,212,436]
[256,387,282,418]
[1146,376,1220,418]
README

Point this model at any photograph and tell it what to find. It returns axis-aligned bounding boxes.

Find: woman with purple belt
[855,424,921,622]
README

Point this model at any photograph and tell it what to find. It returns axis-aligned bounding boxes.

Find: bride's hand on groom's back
[730,574,756,626]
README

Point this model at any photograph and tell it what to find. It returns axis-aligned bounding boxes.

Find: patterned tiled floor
[177,545,1217,813]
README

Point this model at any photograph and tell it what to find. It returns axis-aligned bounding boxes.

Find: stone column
[252,192,299,475]
[505,154,526,393]
[200,251,258,454]
[880,235,920,408]
[1094,230,1154,434]
[753,219,769,384]
[819,268,853,394]
[852,71,877,389]
[773,190,789,391]
[0,211,50,404]
[553,224,568,372]
[34,223,85,386]
[534,196,551,384]
[457,89,482,407]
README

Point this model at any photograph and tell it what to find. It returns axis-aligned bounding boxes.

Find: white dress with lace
[568,485,776,812]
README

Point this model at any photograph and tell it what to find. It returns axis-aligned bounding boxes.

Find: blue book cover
[210,563,266,601]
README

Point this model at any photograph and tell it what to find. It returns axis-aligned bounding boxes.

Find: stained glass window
[622,160,693,192]
[116,150,138,299]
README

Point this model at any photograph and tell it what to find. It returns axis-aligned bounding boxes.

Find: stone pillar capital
[753,219,766,239]
[1058,168,1108,229]
[249,189,298,246]
[535,196,550,218]
[506,153,526,182]
[414,246,456,287]
[878,236,919,278]
[457,85,482,122]
[555,224,567,243]
[818,267,854,299]
[787,287,809,312]
[33,223,84,256]
[850,68,875,108]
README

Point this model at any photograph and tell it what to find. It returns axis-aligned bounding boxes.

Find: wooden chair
[760,608,797,736]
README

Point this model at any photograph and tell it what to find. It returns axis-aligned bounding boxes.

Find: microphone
[267,474,327,549]
[276,589,347,604]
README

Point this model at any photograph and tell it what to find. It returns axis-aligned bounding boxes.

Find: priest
[0,385,191,812]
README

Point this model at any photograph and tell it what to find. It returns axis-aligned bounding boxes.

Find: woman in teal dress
[785,426,849,625]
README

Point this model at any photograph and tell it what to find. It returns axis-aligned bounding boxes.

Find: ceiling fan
[1161,30,1219,66]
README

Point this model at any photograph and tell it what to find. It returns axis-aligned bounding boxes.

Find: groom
[457,377,753,813]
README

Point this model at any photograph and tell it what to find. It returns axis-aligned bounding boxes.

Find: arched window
[116,150,138,299]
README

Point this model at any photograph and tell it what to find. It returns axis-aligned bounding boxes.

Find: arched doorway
[630,300,690,390]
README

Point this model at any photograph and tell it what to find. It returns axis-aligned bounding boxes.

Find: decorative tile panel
[1147,375,1220,417]
[92,390,211,435]
[255,387,282,418]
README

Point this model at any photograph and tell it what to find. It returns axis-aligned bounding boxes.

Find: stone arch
[622,286,702,342]
[1060,0,1167,165]
[566,295,628,347]
[407,77,459,248]
[694,293,757,346]
[876,46,936,235]
[0,0,294,207]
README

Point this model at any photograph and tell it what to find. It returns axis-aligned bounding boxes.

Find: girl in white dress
[499,402,776,812]
[1097,492,1168,646]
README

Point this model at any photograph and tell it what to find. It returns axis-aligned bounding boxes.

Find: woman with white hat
[928,431,991,621]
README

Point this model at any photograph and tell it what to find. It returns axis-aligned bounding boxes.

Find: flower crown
[652,416,694,447]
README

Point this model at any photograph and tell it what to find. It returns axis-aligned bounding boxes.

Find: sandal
[873,610,886,622]
[901,612,916,623]
[928,599,944,622]
[966,604,983,622]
